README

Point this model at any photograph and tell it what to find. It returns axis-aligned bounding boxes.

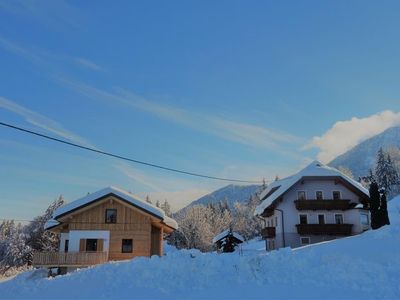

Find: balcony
[296,224,353,236]
[294,199,351,211]
[33,251,109,267]
[261,227,276,239]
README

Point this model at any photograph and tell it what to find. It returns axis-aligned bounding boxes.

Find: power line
[0,121,264,184]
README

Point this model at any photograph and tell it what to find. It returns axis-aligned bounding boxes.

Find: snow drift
[1,196,400,299]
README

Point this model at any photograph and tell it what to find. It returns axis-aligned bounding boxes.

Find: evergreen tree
[375,148,400,196]
[379,190,390,226]
[369,182,381,229]
[160,200,171,217]
[145,195,152,204]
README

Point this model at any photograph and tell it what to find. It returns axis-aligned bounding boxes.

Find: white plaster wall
[265,178,368,249]
[68,230,110,252]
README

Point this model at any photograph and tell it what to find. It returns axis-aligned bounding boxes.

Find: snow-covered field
[1,196,399,300]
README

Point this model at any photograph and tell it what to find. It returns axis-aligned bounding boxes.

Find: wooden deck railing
[33,252,109,267]
[296,224,353,235]
[294,199,351,211]
[261,227,276,239]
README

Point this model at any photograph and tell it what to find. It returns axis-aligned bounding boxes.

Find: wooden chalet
[33,186,177,272]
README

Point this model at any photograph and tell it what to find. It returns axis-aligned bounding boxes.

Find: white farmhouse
[255,161,370,250]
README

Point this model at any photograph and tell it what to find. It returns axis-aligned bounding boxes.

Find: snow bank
[1,196,400,299]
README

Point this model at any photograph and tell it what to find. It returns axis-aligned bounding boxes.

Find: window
[360,214,369,226]
[318,214,325,224]
[275,217,278,228]
[333,191,341,200]
[105,209,117,223]
[316,191,323,200]
[300,237,310,245]
[86,239,98,252]
[267,220,270,227]
[122,239,133,253]
[64,239,69,253]
[335,214,344,224]
[298,191,306,200]
[299,214,308,225]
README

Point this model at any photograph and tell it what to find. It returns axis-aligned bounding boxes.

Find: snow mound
[2,196,400,299]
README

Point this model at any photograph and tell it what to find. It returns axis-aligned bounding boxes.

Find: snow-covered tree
[24,196,65,252]
[160,200,172,217]
[375,148,399,197]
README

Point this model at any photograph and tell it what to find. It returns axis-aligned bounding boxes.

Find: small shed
[213,229,244,253]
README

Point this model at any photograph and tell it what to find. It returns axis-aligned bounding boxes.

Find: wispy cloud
[73,57,103,71]
[0,0,82,30]
[0,96,95,147]
[304,110,400,163]
[0,36,103,73]
[59,78,304,152]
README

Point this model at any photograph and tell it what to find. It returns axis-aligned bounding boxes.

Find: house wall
[59,196,162,260]
[264,178,370,250]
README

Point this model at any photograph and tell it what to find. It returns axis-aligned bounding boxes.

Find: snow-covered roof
[45,186,178,230]
[255,161,369,216]
[212,229,244,244]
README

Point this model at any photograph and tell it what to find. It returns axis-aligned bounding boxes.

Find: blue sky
[1,1,400,220]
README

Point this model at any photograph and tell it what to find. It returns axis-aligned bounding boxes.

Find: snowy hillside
[330,126,400,178]
[179,184,261,212]
[1,196,400,299]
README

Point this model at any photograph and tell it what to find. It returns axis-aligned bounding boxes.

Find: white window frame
[297,190,307,200]
[315,190,324,200]
[332,191,341,200]
[317,213,326,224]
[299,213,308,225]
[360,213,369,226]
[334,213,344,224]
[300,237,311,245]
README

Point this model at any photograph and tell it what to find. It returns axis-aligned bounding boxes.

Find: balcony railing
[261,227,276,239]
[33,251,109,267]
[296,224,353,235]
[294,199,351,211]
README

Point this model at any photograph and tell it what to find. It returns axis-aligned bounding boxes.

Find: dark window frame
[105,209,117,224]
[299,214,308,225]
[64,239,69,253]
[332,191,341,200]
[121,239,133,253]
[316,191,323,200]
[318,214,325,224]
[86,239,98,252]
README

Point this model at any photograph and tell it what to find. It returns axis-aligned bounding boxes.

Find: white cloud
[0,96,94,147]
[305,110,400,163]
[59,78,303,152]
[73,58,103,71]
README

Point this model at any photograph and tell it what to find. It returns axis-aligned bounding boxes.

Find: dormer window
[316,191,323,200]
[105,209,117,223]
[297,191,306,200]
[333,191,341,200]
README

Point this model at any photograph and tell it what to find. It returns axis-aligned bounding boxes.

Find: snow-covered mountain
[2,195,399,299]
[329,126,400,178]
[179,184,261,212]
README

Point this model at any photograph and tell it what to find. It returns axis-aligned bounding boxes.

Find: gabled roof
[212,229,244,244]
[254,161,369,216]
[45,186,178,230]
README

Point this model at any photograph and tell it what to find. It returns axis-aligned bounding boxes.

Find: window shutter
[98,239,104,252]
[79,239,86,252]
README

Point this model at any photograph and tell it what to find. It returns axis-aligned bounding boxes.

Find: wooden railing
[261,227,276,239]
[33,252,109,267]
[296,224,353,235]
[294,199,351,211]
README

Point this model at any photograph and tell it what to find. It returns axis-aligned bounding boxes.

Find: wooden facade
[34,191,176,268]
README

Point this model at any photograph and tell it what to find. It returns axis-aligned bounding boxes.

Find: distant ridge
[329,126,400,178]
[178,184,261,213]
